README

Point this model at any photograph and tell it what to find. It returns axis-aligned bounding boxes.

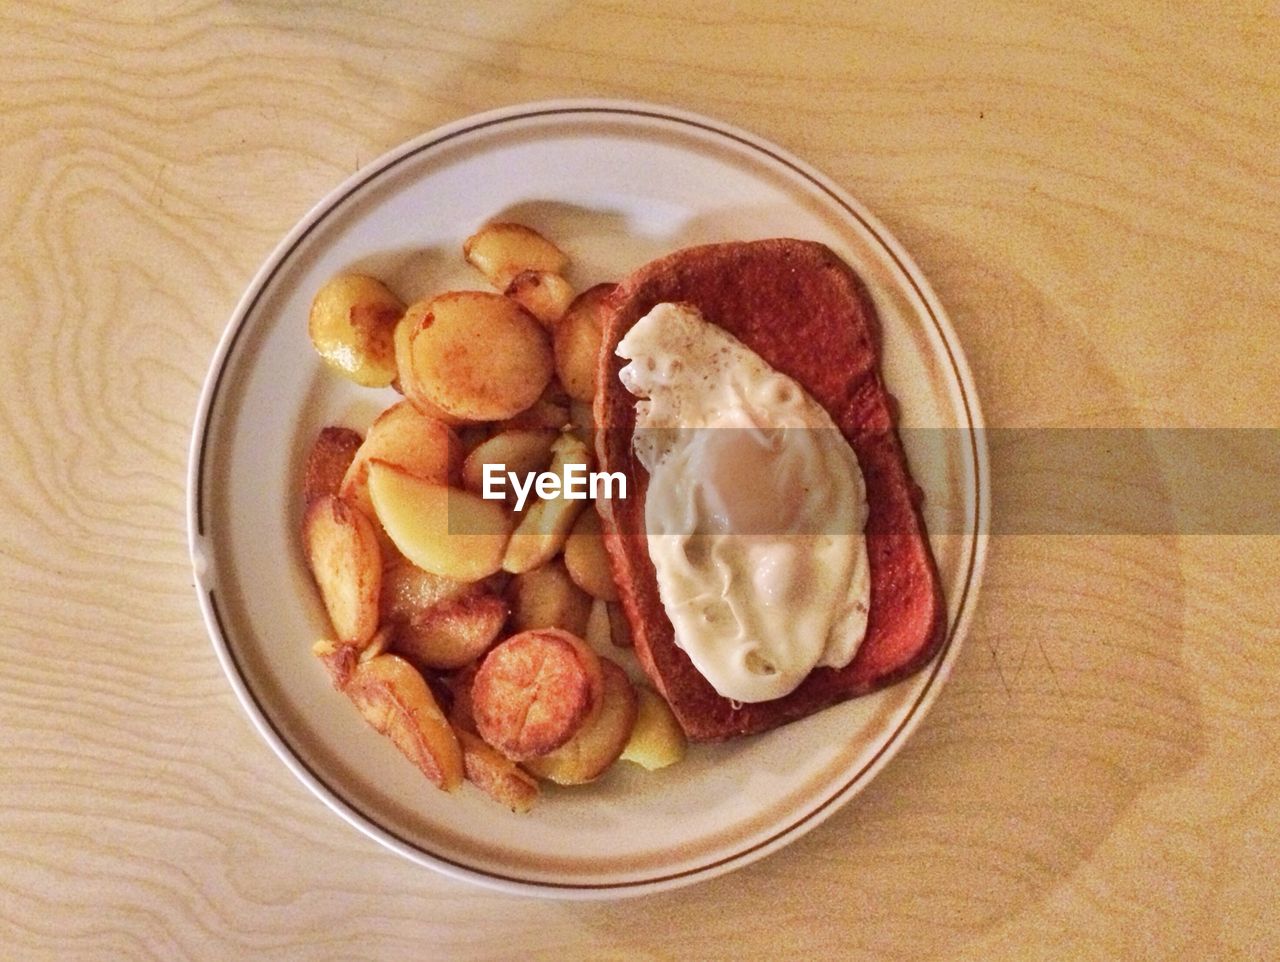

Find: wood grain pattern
[1,0,1276,958]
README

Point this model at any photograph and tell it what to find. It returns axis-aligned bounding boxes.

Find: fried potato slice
[302,426,363,505]
[494,387,571,433]
[501,432,592,574]
[456,729,540,813]
[461,429,558,504]
[390,589,508,670]
[340,401,461,523]
[524,658,638,785]
[360,625,395,662]
[402,291,553,421]
[368,461,512,581]
[563,505,619,601]
[584,598,611,652]
[303,495,382,645]
[392,310,467,425]
[314,629,399,682]
[504,270,575,328]
[308,274,404,387]
[312,638,360,689]
[568,400,595,446]
[553,283,615,402]
[620,686,687,771]
[345,654,464,792]
[509,558,592,639]
[379,558,472,622]
[472,629,604,762]
[463,222,568,290]
[445,662,480,735]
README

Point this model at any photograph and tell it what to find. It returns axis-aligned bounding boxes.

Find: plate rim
[186,97,990,900]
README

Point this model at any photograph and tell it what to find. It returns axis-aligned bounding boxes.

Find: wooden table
[3,2,1276,958]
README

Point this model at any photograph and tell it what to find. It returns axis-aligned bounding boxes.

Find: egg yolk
[695,427,809,535]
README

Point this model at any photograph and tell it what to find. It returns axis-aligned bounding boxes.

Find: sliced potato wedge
[472,629,604,762]
[553,283,615,402]
[494,390,571,433]
[585,598,612,652]
[463,222,568,290]
[302,426,363,505]
[403,291,553,421]
[308,274,404,387]
[456,729,540,813]
[563,505,619,601]
[524,658,637,785]
[345,654,464,792]
[360,625,395,662]
[340,401,461,522]
[368,461,512,581]
[303,495,382,644]
[509,558,592,639]
[461,429,558,504]
[312,638,359,689]
[501,432,592,574]
[620,686,687,770]
[504,270,575,328]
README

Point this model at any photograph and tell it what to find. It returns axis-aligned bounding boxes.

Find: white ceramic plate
[188,100,988,899]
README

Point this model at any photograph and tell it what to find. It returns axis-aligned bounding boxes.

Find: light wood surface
[2,1,1276,958]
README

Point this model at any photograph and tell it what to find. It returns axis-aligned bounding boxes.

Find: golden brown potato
[461,429,558,504]
[563,506,619,601]
[379,558,472,622]
[402,291,553,421]
[568,400,595,445]
[501,432,592,574]
[392,309,467,426]
[471,629,604,761]
[504,270,575,328]
[553,283,615,402]
[308,274,404,387]
[445,662,480,735]
[456,729,540,813]
[303,495,382,645]
[390,589,507,670]
[367,461,512,581]
[494,388,571,433]
[360,625,395,662]
[302,426,363,505]
[508,558,592,639]
[345,654,464,792]
[584,598,611,652]
[463,222,568,290]
[620,686,687,770]
[524,658,638,785]
[312,638,359,689]
[340,401,461,523]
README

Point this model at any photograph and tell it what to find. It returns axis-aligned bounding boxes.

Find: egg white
[617,302,871,703]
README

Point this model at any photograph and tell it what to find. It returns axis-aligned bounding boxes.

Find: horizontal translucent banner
[447,428,1279,536]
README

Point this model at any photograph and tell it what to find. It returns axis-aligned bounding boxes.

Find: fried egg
[616,302,871,703]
